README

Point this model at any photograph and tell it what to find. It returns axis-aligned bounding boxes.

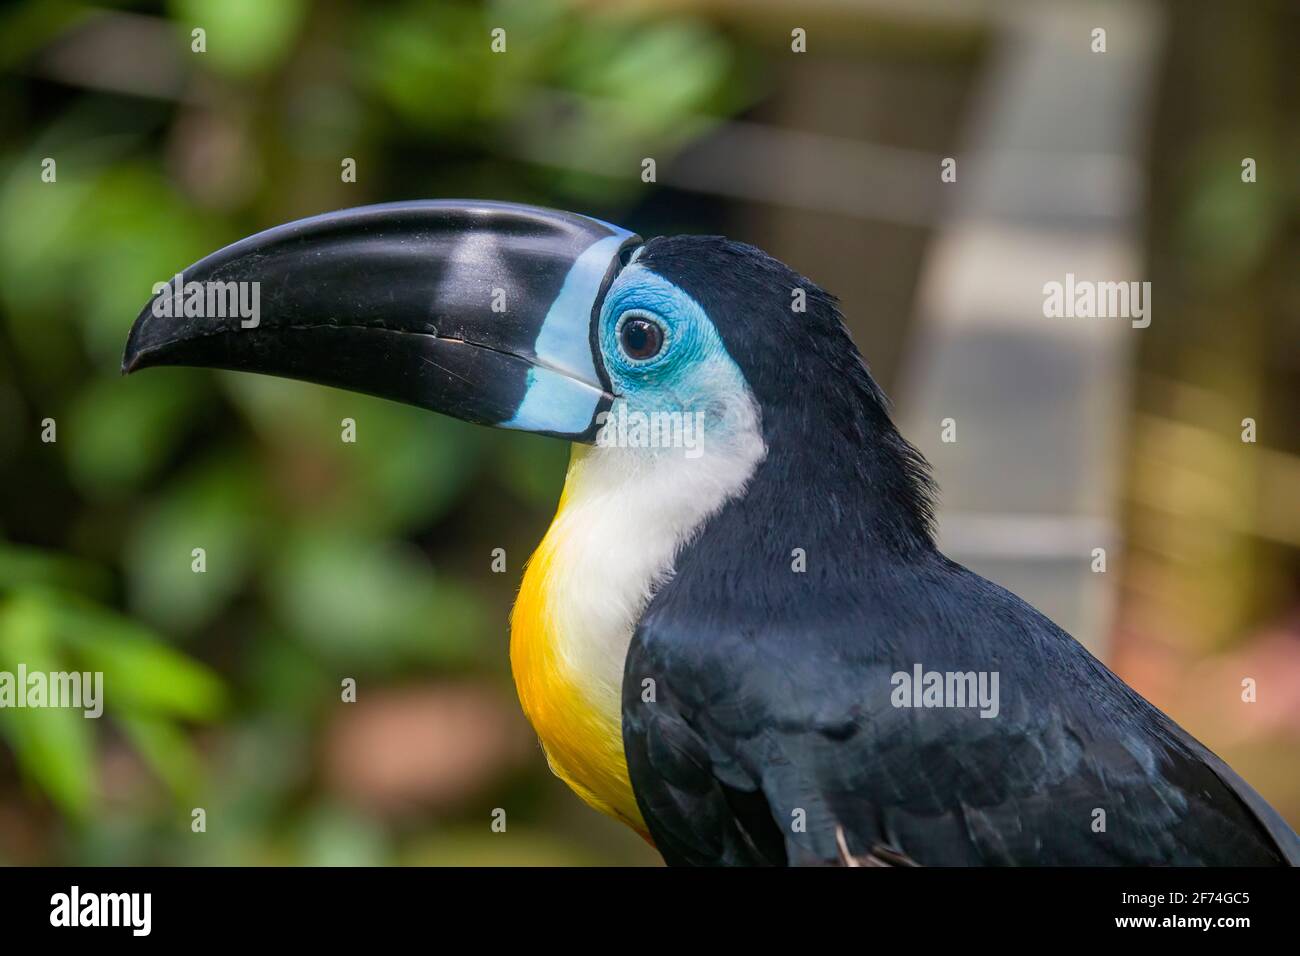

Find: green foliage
[66,371,206,496]
[267,529,488,669]
[169,0,308,77]
[0,0,735,866]
[124,454,264,634]
[0,578,225,818]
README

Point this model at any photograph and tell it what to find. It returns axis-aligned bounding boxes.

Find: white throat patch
[538,389,766,722]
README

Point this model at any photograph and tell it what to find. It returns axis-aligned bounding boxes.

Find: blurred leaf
[293,802,389,866]
[117,714,203,798]
[0,586,225,815]
[74,164,224,365]
[242,627,332,716]
[124,455,265,635]
[170,0,307,78]
[0,153,222,372]
[0,541,111,599]
[55,598,227,721]
[566,17,733,121]
[65,370,205,496]
[353,2,490,132]
[0,159,97,313]
[269,529,487,668]
[0,593,95,817]
[222,373,485,533]
[0,2,96,69]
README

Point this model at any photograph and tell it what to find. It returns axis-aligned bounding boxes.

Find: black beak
[122,200,641,441]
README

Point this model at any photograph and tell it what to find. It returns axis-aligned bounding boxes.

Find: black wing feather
[622,556,1299,867]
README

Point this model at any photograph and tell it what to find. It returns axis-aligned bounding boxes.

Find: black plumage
[620,236,1299,866]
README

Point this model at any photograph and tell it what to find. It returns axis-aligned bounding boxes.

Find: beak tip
[122,307,163,375]
[121,321,146,375]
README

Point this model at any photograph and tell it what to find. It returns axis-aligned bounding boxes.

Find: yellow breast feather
[510,483,649,838]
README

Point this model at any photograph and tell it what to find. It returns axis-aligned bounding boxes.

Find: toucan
[123,200,1299,866]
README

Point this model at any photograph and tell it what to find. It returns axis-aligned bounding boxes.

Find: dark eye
[618,314,665,361]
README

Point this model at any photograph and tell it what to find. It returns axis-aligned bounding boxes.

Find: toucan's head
[124,200,933,546]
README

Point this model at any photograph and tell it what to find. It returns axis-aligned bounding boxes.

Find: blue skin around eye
[598,266,751,435]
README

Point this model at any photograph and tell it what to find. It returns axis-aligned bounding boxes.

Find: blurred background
[0,0,1295,865]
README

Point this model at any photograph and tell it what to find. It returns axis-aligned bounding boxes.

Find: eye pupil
[620,317,663,360]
